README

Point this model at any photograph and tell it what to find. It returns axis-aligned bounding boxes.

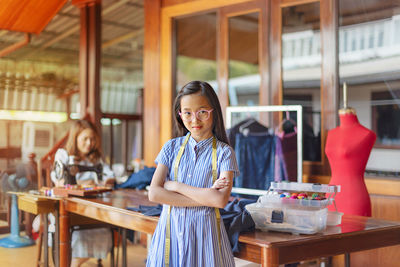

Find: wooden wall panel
[143,0,162,166]
[349,195,400,267]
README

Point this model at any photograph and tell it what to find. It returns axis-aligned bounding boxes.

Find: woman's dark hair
[173,81,229,144]
[65,119,102,162]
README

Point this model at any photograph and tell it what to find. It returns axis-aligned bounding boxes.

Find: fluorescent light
[100,118,122,126]
[0,110,68,123]
[69,112,80,120]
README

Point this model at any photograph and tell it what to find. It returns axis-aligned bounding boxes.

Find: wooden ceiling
[0,0,144,72]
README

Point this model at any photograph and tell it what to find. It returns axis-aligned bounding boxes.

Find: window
[372,89,400,148]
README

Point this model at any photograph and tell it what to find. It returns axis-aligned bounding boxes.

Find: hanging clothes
[227,118,268,149]
[277,131,297,182]
[276,119,298,182]
[234,132,288,192]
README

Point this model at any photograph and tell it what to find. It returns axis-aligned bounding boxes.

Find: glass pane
[339,0,400,177]
[102,119,142,170]
[228,12,260,106]
[175,13,217,92]
[282,2,322,162]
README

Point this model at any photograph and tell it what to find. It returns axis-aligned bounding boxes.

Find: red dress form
[325,113,376,216]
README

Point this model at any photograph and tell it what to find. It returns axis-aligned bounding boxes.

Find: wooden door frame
[218,0,270,123]
[270,0,339,175]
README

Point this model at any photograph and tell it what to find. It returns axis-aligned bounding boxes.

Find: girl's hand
[212,177,230,190]
[164,180,178,192]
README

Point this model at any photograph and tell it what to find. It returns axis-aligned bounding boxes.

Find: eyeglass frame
[178,109,214,122]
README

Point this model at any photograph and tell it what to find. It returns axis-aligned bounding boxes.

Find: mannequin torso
[325,112,376,216]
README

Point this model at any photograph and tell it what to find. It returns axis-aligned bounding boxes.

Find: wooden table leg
[36,216,43,267]
[59,199,70,267]
[54,207,60,267]
[345,253,350,267]
[44,214,49,267]
[122,228,127,267]
[261,247,279,267]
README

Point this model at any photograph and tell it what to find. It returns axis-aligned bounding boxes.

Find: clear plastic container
[327,211,343,226]
[246,202,328,234]
[245,182,339,234]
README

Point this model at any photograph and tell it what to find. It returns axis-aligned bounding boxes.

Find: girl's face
[180,93,214,142]
[77,128,96,156]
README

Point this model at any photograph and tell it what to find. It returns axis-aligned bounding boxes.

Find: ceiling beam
[0,33,30,58]
[102,28,144,49]
[58,12,138,30]
[39,0,131,50]
[0,30,8,38]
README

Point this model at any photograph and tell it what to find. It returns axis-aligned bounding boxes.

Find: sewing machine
[53,158,103,185]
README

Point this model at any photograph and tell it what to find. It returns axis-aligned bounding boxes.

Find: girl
[147,81,239,267]
[51,119,115,267]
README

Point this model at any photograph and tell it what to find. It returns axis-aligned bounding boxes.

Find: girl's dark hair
[173,81,229,144]
[65,119,102,162]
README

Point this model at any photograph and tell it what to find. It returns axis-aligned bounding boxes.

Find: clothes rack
[226,105,303,196]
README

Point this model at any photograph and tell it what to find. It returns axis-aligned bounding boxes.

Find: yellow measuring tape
[164,134,222,266]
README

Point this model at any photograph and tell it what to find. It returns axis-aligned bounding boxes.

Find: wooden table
[58,189,400,267]
[15,192,60,267]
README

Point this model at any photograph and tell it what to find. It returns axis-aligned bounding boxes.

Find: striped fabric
[146,134,239,267]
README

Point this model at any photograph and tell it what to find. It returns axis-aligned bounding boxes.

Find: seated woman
[51,119,115,267]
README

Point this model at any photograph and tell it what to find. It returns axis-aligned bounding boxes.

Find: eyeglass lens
[181,110,211,121]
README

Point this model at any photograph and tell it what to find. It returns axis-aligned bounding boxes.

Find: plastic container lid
[270,182,340,193]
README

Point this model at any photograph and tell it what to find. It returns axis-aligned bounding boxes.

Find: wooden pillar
[58,199,70,267]
[270,0,282,127]
[122,120,128,168]
[143,0,161,166]
[217,9,229,121]
[72,0,102,132]
[320,0,339,172]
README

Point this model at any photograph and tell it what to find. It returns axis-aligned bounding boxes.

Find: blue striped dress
[146,134,239,267]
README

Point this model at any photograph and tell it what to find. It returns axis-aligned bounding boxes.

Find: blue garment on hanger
[234,132,288,195]
[235,133,276,191]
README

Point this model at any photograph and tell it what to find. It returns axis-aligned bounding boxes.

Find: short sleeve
[219,145,240,178]
[155,139,174,169]
[100,162,115,180]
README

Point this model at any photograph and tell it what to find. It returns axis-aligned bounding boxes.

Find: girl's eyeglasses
[179,109,213,122]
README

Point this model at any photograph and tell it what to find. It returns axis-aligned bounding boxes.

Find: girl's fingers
[212,177,230,189]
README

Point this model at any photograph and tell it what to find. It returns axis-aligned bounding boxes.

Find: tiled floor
[0,232,147,267]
